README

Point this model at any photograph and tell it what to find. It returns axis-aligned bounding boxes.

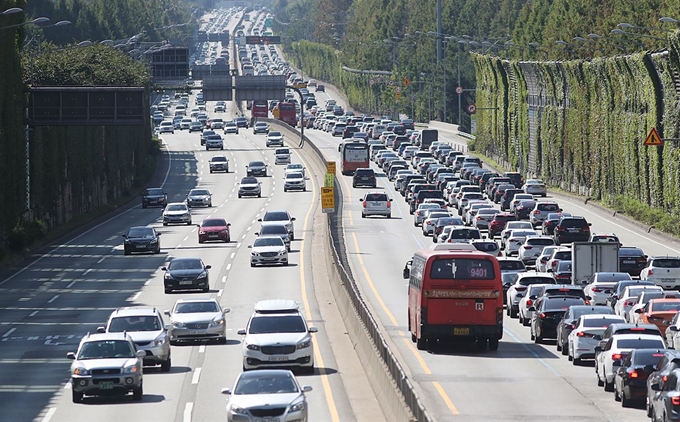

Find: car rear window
[449,229,481,240]
[650,302,680,312]
[499,260,525,270]
[430,258,496,280]
[596,273,632,282]
[653,259,680,268]
[537,203,560,211]
[619,248,645,257]
[365,194,387,201]
[355,169,375,176]
[544,298,585,311]
[632,350,666,366]
[472,242,499,252]
[528,238,555,246]
[616,339,665,349]
[561,218,588,227]
[554,251,571,260]
[582,318,624,327]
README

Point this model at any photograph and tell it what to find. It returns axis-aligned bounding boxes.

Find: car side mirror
[237,329,246,336]
[309,326,318,333]
[221,388,232,395]
[291,217,296,221]
[585,295,592,301]
[161,267,167,271]
[651,383,661,391]
[594,346,602,352]
[136,350,146,358]
[529,295,537,300]
[164,324,172,331]
[671,326,679,332]
[547,269,553,273]
[582,280,589,286]
[205,265,211,270]
[223,308,231,315]
[96,326,106,333]
[67,352,76,360]
[257,218,262,222]
[403,266,410,279]
[247,245,252,248]
[122,234,127,238]
[302,385,313,393]
[528,306,536,312]
[593,334,602,341]
[255,232,260,236]
[635,308,643,314]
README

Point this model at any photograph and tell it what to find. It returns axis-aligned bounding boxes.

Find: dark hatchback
[542,212,572,235]
[353,168,377,188]
[246,161,267,177]
[554,216,591,245]
[235,116,249,128]
[614,348,668,407]
[619,246,648,277]
[141,187,167,208]
[515,200,537,220]
[531,296,586,343]
[162,257,211,294]
[504,172,525,188]
[123,226,161,255]
[488,213,517,237]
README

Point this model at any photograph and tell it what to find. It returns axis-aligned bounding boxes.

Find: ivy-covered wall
[473,33,680,226]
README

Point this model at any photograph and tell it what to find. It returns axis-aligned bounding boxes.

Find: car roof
[254,299,299,314]
[174,297,218,304]
[580,314,624,320]
[81,332,131,343]
[612,333,665,341]
[110,307,160,317]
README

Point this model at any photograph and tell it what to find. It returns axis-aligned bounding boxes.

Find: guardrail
[265,117,433,422]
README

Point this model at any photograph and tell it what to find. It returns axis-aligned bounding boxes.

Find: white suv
[238,300,318,373]
[360,192,392,218]
[640,256,680,289]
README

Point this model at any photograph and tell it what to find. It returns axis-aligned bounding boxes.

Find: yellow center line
[298,149,340,422]
[433,382,460,414]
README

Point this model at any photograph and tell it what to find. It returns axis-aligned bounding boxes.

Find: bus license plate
[99,381,114,390]
[453,328,470,336]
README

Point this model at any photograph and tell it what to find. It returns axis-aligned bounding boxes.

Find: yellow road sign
[321,187,335,213]
[644,127,663,146]
[326,161,336,174]
[324,173,334,187]
[396,92,402,100]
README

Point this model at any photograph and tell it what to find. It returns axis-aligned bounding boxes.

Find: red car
[488,212,516,238]
[198,217,231,243]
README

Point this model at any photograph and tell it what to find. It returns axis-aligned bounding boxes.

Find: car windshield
[190,190,210,196]
[146,189,163,196]
[499,260,525,270]
[202,219,227,227]
[249,161,265,167]
[167,204,187,211]
[127,228,154,237]
[109,316,161,332]
[241,177,258,184]
[211,156,227,162]
[288,164,303,170]
[77,340,135,360]
[582,317,624,328]
[286,173,303,180]
[261,225,287,235]
[254,237,284,247]
[234,374,299,395]
[264,212,289,221]
[168,259,203,270]
[269,132,282,137]
[174,301,219,313]
[248,315,307,334]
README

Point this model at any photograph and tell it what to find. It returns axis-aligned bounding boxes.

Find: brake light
[648,269,654,276]
[551,261,558,268]
[577,332,595,338]
[612,353,623,360]
[629,370,639,378]
[524,246,533,249]
[672,396,680,406]
[545,222,552,226]
[623,300,633,307]
[363,201,367,207]
[515,286,527,291]
[630,327,646,331]
[592,288,603,292]
[533,210,540,214]
[539,313,546,319]
[387,201,391,208]
[526,299,533,306]
[664,375,669,382]
[557,226,565,231]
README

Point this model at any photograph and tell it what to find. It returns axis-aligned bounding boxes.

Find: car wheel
[132,383,143,401]
[210,170,213,174]
[362,213,366,218]
[258,193,261,198]
[303,187,306,192]
[488,338,499,351]
[561,342,568,356]
[530,328,535,341]
[604,379,614,392]
[124,249,131,256]
[238,194,242,198]
[283,261,288,266]
[202,287,209,292]
[284,188,287,192]
[597,373,604,387]
[187,221,192,226]
[510,307,518,318]
[142,203,147,209]
[250,262,255,267]
[160,356,171,372]
[198,239,204,244]
[155,246,161,254]
[163,222,168,226]
[72,388,83,403]
[165,288,171,294]
[386,213,391,218]
[416,336,428,350]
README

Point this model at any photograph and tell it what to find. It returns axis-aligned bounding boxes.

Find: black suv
[353,168,377,188]
[619,246,648,277]
[504,172,524,188]
[141,187,167,208]
[553,216,591,245]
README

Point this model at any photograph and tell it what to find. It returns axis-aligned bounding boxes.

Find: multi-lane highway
[306,85,680,421]
[0,96,385,421]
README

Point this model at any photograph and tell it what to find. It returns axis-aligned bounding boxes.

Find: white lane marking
[252,219,257,223]
[145,280,151,286]
[0,144,172,287]
[82,269,92,276]
[199,345,206,353]
[237,243,241,248]
[241,234,246,239]
[226,263,232,271]
[183,402,193,422]
[222,276,227,284]
[29,311,39,317]
[217,289,224,297]
[41,407,57,422]
[47,295,59,304]
[97,257,106,264]
[63,382,70,389]
[230,253,236,259]
[191,367,202,384]
[3,328,16,338]
[183,236,189,241]
[246,226,251,231]
[131,292,142,301]
[66,281,76,289]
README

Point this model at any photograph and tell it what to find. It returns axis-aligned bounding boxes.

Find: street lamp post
[528,43,549,60]
[587,33,629,54]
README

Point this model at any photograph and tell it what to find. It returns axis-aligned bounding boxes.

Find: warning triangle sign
[644,128,663,146]
[403,77,411,86]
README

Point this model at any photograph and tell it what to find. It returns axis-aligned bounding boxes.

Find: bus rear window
[430,258,496,280]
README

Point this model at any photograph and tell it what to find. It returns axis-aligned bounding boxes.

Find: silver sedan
[165,298,230,344]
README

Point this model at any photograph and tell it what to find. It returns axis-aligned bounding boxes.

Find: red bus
[276,102,297,126]
[403,247,503,351]
[340,141,370,175]
[251,100,268,118]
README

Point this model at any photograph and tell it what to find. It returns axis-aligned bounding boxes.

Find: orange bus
[403,248,503,351]
[251,100,268,118]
